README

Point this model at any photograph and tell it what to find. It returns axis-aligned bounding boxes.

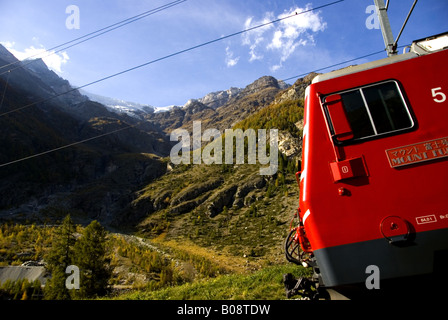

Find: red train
[285,32,448,299]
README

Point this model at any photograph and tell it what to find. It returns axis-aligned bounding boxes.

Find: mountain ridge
[0,43,313,242]
[0,44,173,224]
[0,43,319,297]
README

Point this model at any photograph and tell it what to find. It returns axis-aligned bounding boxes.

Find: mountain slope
[0,45,171,224]
[121,76,313,266]
[80,90,156,119]
[0,43,315,260]
[186,86,242,109]
[0,43,322,299]
[146,76,290,134]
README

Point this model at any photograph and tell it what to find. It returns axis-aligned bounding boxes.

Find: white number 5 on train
[431,87,446,103]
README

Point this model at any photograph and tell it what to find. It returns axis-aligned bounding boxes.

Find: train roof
[312,32,448,84]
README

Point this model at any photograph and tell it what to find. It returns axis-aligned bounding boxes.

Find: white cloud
[1,42,69,74]
[241,5,326,70]
[225,46,239,67]
[242,13,275,62]
[1,41,16,49]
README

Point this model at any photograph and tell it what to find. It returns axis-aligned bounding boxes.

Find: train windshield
[325,81,414,142]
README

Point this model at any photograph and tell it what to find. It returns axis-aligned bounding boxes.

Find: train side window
[325,81,413,142]
[339,90,375,139]
[362,82,412,134]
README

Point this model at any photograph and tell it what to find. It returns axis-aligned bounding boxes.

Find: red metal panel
[300,49,448,252]
[329,157,367,182]
[325,94,354,141]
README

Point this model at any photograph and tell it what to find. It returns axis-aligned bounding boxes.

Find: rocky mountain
[0,49,87,116]
[146,76,291,134]
[0,42,316,256]
[0,44,172,224]
[0,44,17,64]
[274,72,317,104]
[81,76,289,133]
[186,87,242,109]
[80,89,156,119]
[22,58,88,107]
[82,85,241,121]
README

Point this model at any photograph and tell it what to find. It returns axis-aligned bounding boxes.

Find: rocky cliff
[0,43,313,234]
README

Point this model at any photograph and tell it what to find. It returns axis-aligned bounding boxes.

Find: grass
[155,239,249,274]
[114,263,311,300]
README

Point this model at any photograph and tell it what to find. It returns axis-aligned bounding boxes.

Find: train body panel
[298,37,448,288]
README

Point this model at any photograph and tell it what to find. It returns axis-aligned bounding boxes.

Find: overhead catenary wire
[281,49,386,82]
[0,0,344,118]
[0,123,140,169]
[0,0,350,168]
[0,48,393,169]
[393,0,418,49]
[0,70,11,110]
[281,42,415,83]
[0,0,187,76]
[0,0,186,123]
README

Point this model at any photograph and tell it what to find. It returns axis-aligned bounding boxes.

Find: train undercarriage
[284,223,448,300]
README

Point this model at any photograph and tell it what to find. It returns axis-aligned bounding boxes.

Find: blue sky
[1,0,447,108]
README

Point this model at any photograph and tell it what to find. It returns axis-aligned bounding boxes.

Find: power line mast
[374,0,397,56]
[374,0,418,57]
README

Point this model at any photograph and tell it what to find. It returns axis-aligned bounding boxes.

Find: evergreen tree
[44,215,76,300]
[73,220,111,298]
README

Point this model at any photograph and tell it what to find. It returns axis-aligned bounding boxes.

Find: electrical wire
[0,123,139,169]
[393,0,418,49]
[0,48,389,169]
[0,0,348,168]
[0,70,11,110]
[0,0,187,76]
[281,49,386,82]
[281,43,415,83]
[0,0,344,118]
